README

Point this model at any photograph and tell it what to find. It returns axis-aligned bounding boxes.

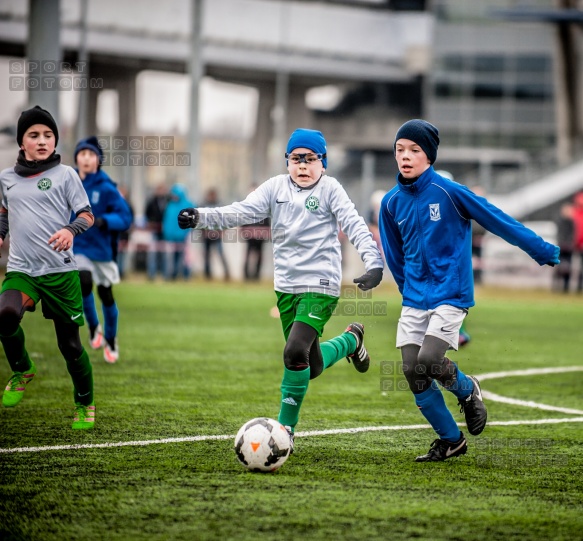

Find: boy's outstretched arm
[178,182,271,231]
[455,186,559,266]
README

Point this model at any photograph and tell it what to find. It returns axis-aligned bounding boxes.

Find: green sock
[277,366,310,432]
[321,332,357,369]
[65,348,94,406]
[0,325,32,373]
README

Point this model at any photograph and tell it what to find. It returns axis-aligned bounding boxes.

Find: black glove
[178,207,199,229]
[353,267,383,291]
[94,217,108,231]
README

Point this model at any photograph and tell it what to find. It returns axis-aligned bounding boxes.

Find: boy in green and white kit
[178,128,384,448]
[0,106,96,429]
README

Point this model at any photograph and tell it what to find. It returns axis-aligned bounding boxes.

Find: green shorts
[276,291,339,340]
[1,271,85,326]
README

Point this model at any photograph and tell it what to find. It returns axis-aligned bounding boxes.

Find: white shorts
[75,253,120,287]
[396,305,468,351]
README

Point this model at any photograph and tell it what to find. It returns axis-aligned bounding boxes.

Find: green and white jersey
[195,174,383,296]
[0,164,90,277]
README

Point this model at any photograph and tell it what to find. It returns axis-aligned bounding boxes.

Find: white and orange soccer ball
[234,417,292,472]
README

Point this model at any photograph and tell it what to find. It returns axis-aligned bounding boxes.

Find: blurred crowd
[120,184,270,282]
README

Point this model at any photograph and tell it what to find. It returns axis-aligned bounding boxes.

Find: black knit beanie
[17,105,59,147]
[394,119,439,164]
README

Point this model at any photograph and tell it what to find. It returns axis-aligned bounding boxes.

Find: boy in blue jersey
[379,119,560,462]
[73,137,133,363]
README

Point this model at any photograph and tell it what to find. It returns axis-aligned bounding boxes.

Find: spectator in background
[573,192,583,292]
[145,184,170,280]
[553,202,575,293]
[162,184,195,281]
[242,184,270,281]
[202,188,231,281]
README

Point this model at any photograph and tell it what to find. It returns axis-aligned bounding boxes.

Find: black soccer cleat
[458,375,488,436]
[415,432,467,462]
[345,322,370,373]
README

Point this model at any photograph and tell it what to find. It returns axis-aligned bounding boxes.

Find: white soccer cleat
[89,325,104,350]
[103,338,119,364]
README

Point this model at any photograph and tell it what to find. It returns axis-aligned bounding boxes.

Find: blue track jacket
[73,169,133,262]
[378,167,556,310]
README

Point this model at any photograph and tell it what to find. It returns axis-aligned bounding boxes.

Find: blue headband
[286,128,328,168]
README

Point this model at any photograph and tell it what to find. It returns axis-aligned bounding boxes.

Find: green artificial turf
[1,280,582,540]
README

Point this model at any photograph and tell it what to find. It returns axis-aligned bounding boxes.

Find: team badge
[91,191,100,205]
[429,203,441,221]
[37,178,52,191]
[305,195,320,212]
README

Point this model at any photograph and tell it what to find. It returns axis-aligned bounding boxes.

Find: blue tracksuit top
[73,169,133,262]
[378,166,556,310]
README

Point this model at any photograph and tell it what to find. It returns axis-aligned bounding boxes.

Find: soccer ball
[234,417,292,472]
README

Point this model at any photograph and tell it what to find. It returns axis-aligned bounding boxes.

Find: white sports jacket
[194,174,383,297]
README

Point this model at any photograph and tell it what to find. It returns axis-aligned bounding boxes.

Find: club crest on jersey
[305,195,320,212]
[429,203,441,221]
[91,191,100,205]
[37,178,52,191]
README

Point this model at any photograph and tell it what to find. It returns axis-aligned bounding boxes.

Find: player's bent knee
[58,338,84,362]
[283,341,310,371]
[417,349,442,372]
[97,285,114,306]
[0,306,21,337]
[79,270,93,297]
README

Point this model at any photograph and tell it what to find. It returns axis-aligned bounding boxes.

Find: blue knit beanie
[74,136,104,168]
[286,128,328,168]
[394,119,440,164]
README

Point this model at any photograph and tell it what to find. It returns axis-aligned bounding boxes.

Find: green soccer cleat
[2,362,37,407]
[72,403,96,430]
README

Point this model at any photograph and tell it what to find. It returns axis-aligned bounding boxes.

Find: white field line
[478,365,583,415]
[1,366,582,455]
[481,391,583,415]
[2,417,583,455]
[478,366,583,381]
